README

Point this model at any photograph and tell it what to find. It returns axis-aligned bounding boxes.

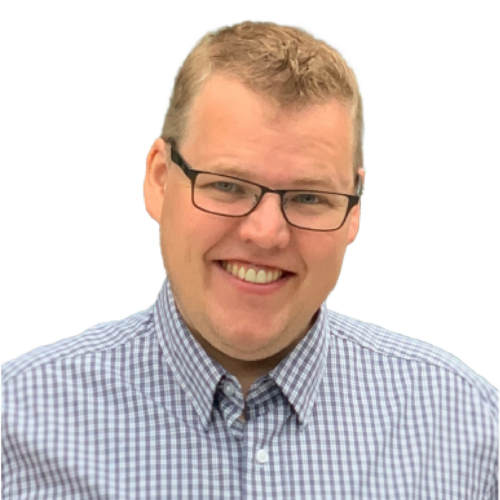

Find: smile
[219,260,286,284]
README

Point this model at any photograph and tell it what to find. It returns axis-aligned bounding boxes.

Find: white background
[1,1,498,388]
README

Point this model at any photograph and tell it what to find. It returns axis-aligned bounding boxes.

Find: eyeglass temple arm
[356,172,364,197]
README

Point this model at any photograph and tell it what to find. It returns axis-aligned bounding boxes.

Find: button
[223,383,234,396]
[255,449,269,464]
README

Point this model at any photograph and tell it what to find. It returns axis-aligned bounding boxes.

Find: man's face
[146,75,362,362]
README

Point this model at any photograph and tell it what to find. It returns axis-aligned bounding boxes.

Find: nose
[237,193,291,249]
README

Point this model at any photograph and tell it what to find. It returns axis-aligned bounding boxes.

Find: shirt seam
[3,315,156,386]
[328,330,498,419]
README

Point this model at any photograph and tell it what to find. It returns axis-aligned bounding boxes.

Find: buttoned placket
[240,391,294,499]
[216,377,247,440]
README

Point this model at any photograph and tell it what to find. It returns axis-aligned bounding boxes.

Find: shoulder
[2,306,155,386]
[325,309,498,419]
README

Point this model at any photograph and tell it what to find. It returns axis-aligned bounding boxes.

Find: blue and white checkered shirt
[2,279,498,499]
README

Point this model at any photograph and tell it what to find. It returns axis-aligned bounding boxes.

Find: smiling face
[145,75,362,362]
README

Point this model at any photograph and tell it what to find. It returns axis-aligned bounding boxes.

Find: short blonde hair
[161,21,363,173]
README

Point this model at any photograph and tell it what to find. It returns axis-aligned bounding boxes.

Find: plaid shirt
[2,279,498,499]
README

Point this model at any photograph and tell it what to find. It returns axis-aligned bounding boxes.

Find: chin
[210,315,285,353]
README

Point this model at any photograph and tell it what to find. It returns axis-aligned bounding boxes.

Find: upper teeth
[221,261,283,284]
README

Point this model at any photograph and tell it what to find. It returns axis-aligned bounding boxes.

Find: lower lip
[213,261,293,296]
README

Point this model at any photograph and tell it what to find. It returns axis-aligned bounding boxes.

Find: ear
[347,168,365,244]
[144,138,169,223]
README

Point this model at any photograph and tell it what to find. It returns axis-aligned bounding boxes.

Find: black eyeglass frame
[166,138,363,232]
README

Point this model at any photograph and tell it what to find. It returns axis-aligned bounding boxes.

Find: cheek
[301,234,348,290]
[160,199,230,271]
[160,194,195,272]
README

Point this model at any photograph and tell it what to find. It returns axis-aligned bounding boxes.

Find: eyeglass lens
[193,172,350,231]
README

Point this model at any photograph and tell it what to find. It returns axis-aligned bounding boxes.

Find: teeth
[256,270,267,284]
[221,261,284,284]
[245,269,257,283]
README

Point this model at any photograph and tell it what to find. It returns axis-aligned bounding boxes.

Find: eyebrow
[288,176,343,190]
[210,164,345,191]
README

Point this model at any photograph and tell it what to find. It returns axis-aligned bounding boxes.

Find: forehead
[182,75,354,186]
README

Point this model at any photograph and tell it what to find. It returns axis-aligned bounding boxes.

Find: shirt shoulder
[326,309,498,420]
[1,306,155,385]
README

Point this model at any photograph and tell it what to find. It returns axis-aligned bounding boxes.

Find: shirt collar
[153,278,330,430]
[269,303,329,428]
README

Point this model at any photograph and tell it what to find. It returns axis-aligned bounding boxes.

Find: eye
[212,181,241,193]
[196,174,257,199]
[199,180,247,194]
[292,193,327,205]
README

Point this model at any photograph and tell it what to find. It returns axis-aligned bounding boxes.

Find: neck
[190,327,309,399]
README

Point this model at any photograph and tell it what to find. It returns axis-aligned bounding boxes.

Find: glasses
[166,139,362,232]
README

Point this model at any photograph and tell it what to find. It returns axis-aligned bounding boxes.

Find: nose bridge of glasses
[249,186,289,223]
[254,185,284,207]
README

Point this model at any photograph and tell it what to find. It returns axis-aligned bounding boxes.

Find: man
[2,21,497,499]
